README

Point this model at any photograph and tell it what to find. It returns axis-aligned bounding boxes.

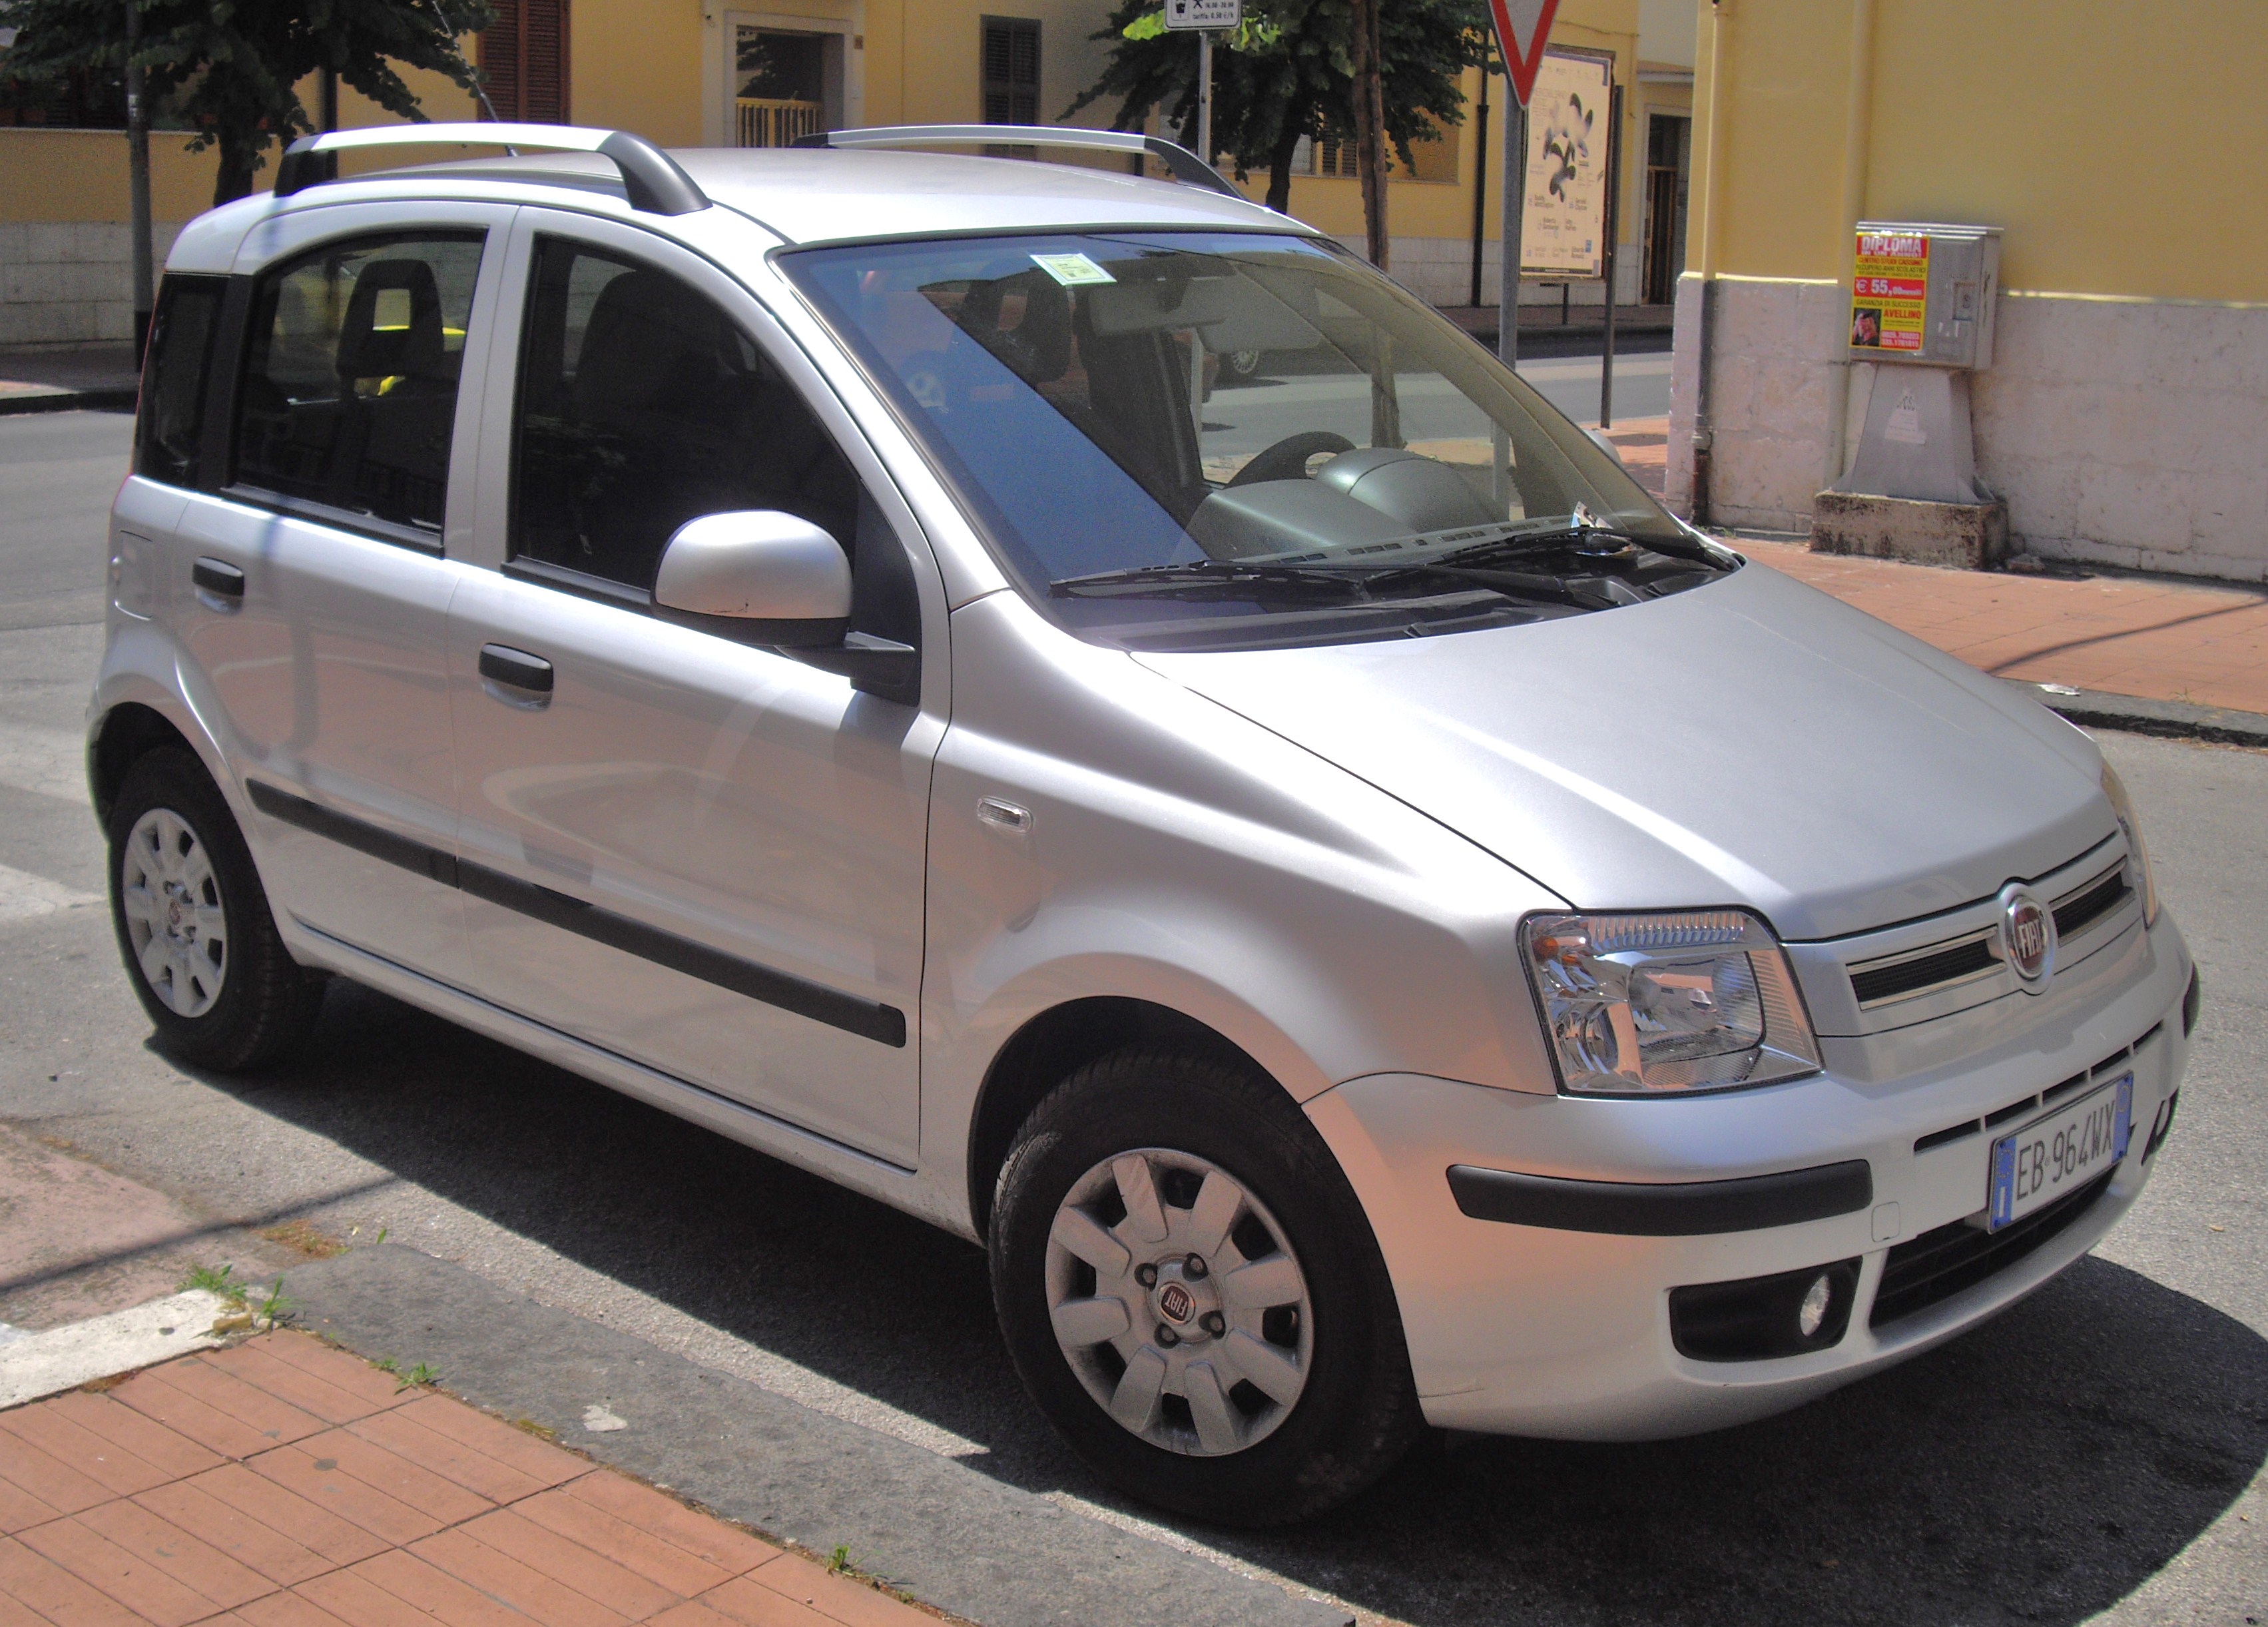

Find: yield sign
[1486,0,1562,106]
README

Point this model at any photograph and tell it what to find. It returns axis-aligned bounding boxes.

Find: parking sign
[1164,0,1241,29]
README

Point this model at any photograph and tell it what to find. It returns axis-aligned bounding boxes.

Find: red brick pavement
[1595,415,2268,717]
[0,1334,938,1627]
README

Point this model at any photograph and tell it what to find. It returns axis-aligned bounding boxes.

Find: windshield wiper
[1051,560,1375,600]
[1438,504,1718,569]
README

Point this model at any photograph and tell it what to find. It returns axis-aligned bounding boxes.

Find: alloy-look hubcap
[119,807,228,1019]
[1044,1147,1314,1457]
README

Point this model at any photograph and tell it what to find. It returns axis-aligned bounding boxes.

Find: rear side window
[135,275,225,488]
[233,232,485,535]
[511,237,859,591]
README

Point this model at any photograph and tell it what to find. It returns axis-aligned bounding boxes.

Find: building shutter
[980,18,1039,125]
[481,0,571,125]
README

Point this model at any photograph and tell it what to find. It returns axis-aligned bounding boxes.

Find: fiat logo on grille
[1999,883,2056,989]
[1157,1282,1196,1323]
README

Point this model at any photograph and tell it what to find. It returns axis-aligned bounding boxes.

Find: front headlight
[1522,910,1823,1096]
[2100,763,2160,925]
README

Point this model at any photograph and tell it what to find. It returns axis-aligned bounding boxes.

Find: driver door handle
[478,643,554,697]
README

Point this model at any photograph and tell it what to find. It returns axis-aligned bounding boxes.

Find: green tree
[3,0,493,208]
[1065,0,1488,240]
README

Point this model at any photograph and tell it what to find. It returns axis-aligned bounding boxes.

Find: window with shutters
[480,0,571,125]
[980,17,1039,126]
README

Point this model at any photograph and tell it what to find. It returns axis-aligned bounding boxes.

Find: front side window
[234,232,484,534]
[511,238,860,593]
[785,231,1729,652]
[136,274,225,488]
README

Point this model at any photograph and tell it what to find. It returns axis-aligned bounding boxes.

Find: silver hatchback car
[95,122,2196,1525]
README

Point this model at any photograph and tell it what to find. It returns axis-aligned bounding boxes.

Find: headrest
[956,270,1073,385]
[571,268,735,420]
[336,259,446,380]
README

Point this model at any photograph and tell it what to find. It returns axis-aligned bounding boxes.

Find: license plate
[1988,1074,2132,1231]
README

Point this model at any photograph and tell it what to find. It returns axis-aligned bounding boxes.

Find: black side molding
[243,779,904,1047]
[1448,1159,1874,1237]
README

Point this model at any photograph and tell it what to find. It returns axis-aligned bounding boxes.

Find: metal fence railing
[737,98,825,148]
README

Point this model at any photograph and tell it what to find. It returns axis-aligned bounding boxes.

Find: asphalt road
[2,410,2261,1627]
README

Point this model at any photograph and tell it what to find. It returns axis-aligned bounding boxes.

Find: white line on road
[0,861,101,922]
[0,721,89,806]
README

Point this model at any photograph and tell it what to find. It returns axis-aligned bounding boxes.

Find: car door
[445,208,942,1165]
[172,203,512,981]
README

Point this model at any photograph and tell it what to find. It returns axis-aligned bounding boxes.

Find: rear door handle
[478,643,555,697]
[192,557,244,600]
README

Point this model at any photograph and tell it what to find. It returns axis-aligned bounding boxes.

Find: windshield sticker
[1031,252,1116,287]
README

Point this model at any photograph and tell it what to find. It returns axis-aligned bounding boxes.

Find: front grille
[1848,936,1996,1006]
[1869,1170,2113,1329]
[2053,869,2129,939]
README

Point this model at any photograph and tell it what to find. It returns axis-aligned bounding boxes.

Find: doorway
[1641,113,1689,307]
[734,23,841,145]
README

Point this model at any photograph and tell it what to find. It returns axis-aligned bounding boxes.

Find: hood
[1137,563,2111,942]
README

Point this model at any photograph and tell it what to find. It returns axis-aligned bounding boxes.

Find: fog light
[1670,1259,1861,1362]
[1797,1272,1834,1339]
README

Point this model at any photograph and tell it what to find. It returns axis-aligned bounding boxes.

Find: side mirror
[653,510,851,648]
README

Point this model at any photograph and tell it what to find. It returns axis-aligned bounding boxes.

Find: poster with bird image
[1522,49,1612,280]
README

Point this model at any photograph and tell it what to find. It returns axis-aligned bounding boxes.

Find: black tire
[107,747,325,1072]
[990,1046,1422,1525]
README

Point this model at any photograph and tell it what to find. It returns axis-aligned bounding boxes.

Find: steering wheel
[1227,430,1356,488]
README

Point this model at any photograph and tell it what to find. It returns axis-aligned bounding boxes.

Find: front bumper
[1306,912,2193,1440]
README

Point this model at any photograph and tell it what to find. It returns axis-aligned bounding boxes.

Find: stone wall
[1665,272,2268,583]
[0,222,188,347]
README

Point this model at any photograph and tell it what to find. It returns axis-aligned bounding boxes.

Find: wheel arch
[91,701,198,827]
[966,996,1267,1239]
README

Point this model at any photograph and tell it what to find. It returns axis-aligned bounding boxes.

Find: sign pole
[1599,77,1622,427]
[1196,29,1213,164]
[1484,0,1559,370]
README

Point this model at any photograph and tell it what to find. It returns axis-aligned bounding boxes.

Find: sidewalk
[0,1331,937,1627]
[0,344,139,416]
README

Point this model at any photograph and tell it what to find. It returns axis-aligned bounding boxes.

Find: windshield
[783,230,1729,651]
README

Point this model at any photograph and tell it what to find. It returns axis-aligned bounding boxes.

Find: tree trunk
[212,127,260,207]
[1348,0,1388,268]
[1266,116,1304,214]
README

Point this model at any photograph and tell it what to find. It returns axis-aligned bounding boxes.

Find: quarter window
[510,238,860,592]
[232,232,484,535]
[135,274,225,488]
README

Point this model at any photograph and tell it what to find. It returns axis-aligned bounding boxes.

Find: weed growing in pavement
[394,1362,438,1393]
[255,1278,295,1324]
[373,1357,400,1374]
[511,1417,559,1441]
[260,1219,346,1259]
[828,1546,852,1575]
[183,1263,247,1305]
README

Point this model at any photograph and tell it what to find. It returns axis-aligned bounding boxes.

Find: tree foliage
[1065,0,1490,223]
[4,0,493,207]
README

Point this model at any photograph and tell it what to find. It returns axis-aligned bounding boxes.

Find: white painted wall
[1665,272,2268,583]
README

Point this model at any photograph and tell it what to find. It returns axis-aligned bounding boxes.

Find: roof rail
[272,123,710,216]
[793,125,1243,200]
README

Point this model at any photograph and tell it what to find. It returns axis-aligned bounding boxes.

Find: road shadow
[203,978,2267,1627]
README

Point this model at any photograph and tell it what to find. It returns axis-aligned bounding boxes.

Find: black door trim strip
[1447,1158,1873,1236]
[244,779,906,1047]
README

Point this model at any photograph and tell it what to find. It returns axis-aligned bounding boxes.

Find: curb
[0,387,138,417]
[2007,681,2268,750]
[0,1289,234,1408]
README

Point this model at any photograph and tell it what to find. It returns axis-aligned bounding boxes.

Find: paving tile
[201,1345,398,1428]
[0,1473,63,1536]
[0,1407,171,1500]
[129,1361,329,1453]
[0,1582,53,1627]
[0,1431,114,1517]
[344,1410,553,1508]
[454,1509,680,1620]
[641,1603,744,1627]
[250,1339,418,1418]
[392,1397,586,1492]
[133,1481,341,1588]
[17,1515,228,1627]
[704,1571,905,1627]
[0,1535,146,1627]
[685,1578,832,1627]
[232,1588,358,1627]
[349,1550,528,1627]
[246,1446,447,1548]
[79,1497,277,1610]
[559,1476,778,1578]
[409,1527,627,1627]
[294,1568,442,1627]
[45,1393,224,1482]
[295,1429,493,1527]
[186,1464,391,1568]
[503,1493,732,1601]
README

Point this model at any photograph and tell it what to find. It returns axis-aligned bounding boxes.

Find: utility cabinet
[1846,221,2002,370]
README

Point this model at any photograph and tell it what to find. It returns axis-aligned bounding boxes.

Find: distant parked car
[93,121,2196,1525]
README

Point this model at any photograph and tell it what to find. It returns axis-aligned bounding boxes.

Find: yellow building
[1669,0,2268,582]
[1,0,1689,344]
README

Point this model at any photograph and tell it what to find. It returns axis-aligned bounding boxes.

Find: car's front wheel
[990,1046,1422,1525]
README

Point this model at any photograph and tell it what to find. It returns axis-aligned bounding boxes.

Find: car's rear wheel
[990,1046,1422,1525]
[107,747,325,1071]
